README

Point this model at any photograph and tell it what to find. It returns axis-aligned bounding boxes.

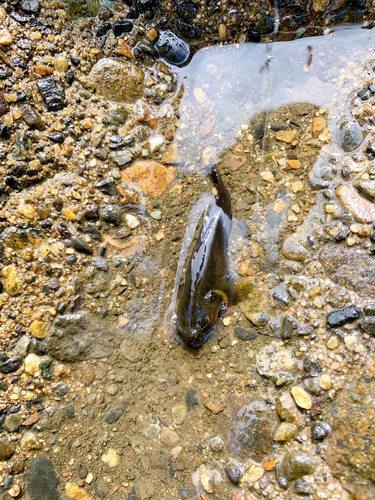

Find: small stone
[20,0,40,13]
[234,326,257,341]
[336,184,375,223]
[149,135,164,153]
[150,210,162,221]
[0,29,12,46]
[290,386,312,410]
[225,462,243,485]
[100,205,122,225]
[21,432,41,451]
[36,77,65,112]
[93,257,109,272]
[0,437,15,461]
[147,28,158,42]
[210,436,224,452]
[2,266,23,296]
[171,404,187,424]
[327,305,361,328]
[200,472,213,493]
[30,320,46,339]
[61,208,76,221]
[276,130,298,143]
[288,159,301,169]
[101,448,119,468]
[71,236,93,255]
[39,357,54,379]
[291,181,303,193]
[260,170,274,183]
[160,427,179,447]
[4,413,22,432]
[274,422,298,442]
[282,238,307,261]
[282,315,299,340]
[24,353,40,377]
[52,382,69,397]
[7,485,21,498]
[312,117,326,138]
[242,464,264,483]
[353,179,375,201]
[66,482,93,500]
[294,478,314,495]
[121,160,175,197]
[125,214,140,228]
[277,392,303,427]
[283,451,315,481]
[304,358,322,377]
[360,316,375,335]
[112,21,133,36]
[0,356,22,374]
[205,398,224,414]
[311,421,331,441]
[111,151,132,166]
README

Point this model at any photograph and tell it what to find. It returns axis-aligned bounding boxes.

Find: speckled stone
[282,451,315,481]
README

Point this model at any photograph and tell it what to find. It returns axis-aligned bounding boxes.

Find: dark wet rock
[353,179,375,201]
[36,77,65,111]
[67,405,75,419]
[334,228,350,242]
[360,317,375,335]
[13,133,31,160]
[272,284,290,306]
[176,20,201,39]
[320,245,375,299]
[304,358,322,377]
[82,203,99,221]
[113,21,133,36]
[95,178,119,197]
[93,257,109,272]
[281,315,299,339]
[155,30,190,66]
[100,204,122,225]
[0,437,15,461]
[310,177,329,190]
[177,0,198,20]
[364,304,375,316]
[255,14,275,34]
[109,106,128,125]
[70,236,93,255]
[0,381,8,391]
[325,286,351,308]
[47,132,64,144]
[77,463,88,479]
[278,477,288,489]
[0,356,22,374]
[327,305,361,328]
[251,122,265,139]
[234,326,257,341]
[294,479,314,495]
[0,93,9,118]
[82,223,102,241]
[84,266,110,294]
[229,400,276,461]
[45,311,116,361]
[357,88,371,100]
[185,389,198,408]
[65,69,75,86]
[39,357,53,379]
[0,123,9,139]
[20,104,44,129]
[326,361,375,499]
[26,456,59,500]
[282,451,315,481]
[31,338,47,355]
[311,421,331,441]
[4,413,22,433]
[53,382,69,397]
[20,0,40,13]
[224,462,243,485]
[65,254,77,266]
[3,475,13,490]
[96,22,111,38]
[105,406,125,424]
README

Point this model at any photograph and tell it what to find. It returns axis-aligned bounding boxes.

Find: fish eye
[170,313,178,327]
[220,302,228,310]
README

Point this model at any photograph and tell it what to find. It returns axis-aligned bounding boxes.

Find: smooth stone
[82,224,102,241]
[155,30,190,66]
[4,414,22,433]
[327,305,361,328]
[100,205,122,225]
[171,404,187,425]
[93,257,109,272]
[125,214,140,228]
[90,58,144,103]
[160,427,179,447]
[273,422,298,442]
[335,184,375,223]
[290,386,312,410]
[210,436,224,452]
[276,130,298,143]
[294,479,314,495]
[277,392,303,427]
[53,382,69,397]
[111,151,132,166]
[224,462,243,485]
[304,358,322,377]
[360,317,375,335]
[150,210,162,220]
[338,120,363,152]
[234,326,257,341]
[311,421,331,441]
[0,356,22,374]
[95,178,119,197]
[39,357,54,379]
[353,179,375,200]
[282,316,299,339]
[2,266,23,296]
[121,160,175,197]
[24,353,40,377]
[70,236,93,255]
[105,407,124,424]
[282,238,307,262]
[20,0,40,13]
[0,437,15,461]
[282,451,315,481]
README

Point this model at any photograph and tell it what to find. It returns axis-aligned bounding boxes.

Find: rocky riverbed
[1,0,375,499]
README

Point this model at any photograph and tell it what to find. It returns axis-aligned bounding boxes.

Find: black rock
[47,132,64,144]
[3,475,13,490]
[100,204,122,225]
[95,178,119,197]
[127,9,140,19]
[294,479,314,495]
[65,69,75,86]
[113,21,133,36]
[96,22,111,37]
[0,124,9,139]
[176,20,201,39]
[234,326,257,341]
[26,456,59,500]
[31,338,47,355]
[185,389,198,408]
[0,357,22,374]
[0,382,8,391]
[255,15,274,34]
[93,257,109,272]
[364,304,375,316]
[65,254,78,265]
[105,406,125,424]
[82,203,99,221]
[20,104,43,129]
[36,77,65,111]
[70,236,93,255]
[70,55,80,66]
[251,122,265,139]
[282,315,299,339]
[225,462,243,485]
[311,421,331,441]
[327,305,361,328]
[360,317,375,335]
[66,405,75,418]
[177,0,198,20]
[82,223,102,241]
[155,30,190,66]
[53,382,69,397]
[20,0,40,13]
[304,358,322,377]
[357,88,371,100]
[334,228,350,242]
[278,477,288,489]
[139,0,157,10]
[310,178,329,190]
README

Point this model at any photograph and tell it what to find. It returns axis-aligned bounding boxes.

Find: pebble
[160,426,179,446]
[121,160,175,197]
[338,120,364,152]
[0,29,12,46]
[260,170,274,183]
[273,422,298,442]
[276,130,298,143]
[282,237,307,261]
[0,356,22,374]
[219,24,227,40]
[360,317,375,335]
[277,392,303,427]
[24,353,40,377]
[282,451,315,481]
[234,326,257,341]
[101,448,119,468]
[20,0,40,13]
[21,432,41,451]
[290,386,312,410]
[311,421,331,440]
[225,462,243,485]
[7,485,21,498]
[150,210,162,220]
[335,184,375,223]
[93,257,109,272]
[312,116,326,138]
[112,21,133,36]
[2,265,23,296]
[171,404,187,424]
[4,413,22,432]
[30,320,47,339]
[291,181,303,193]
[36,77,65,111]
[149,135,165,153]
[210,436,224,452]
[125,214,140,228]
[327,305,361,328]
[71,236,93,254]
[353,179,375,200]
[155,30,190,66]
[0,437,15,461]
[200,472,213,493]
[52,382,69,397]
[111,151,133,166]
[66,482,93,500]
[100,204,122,225]
[288,159,301,169]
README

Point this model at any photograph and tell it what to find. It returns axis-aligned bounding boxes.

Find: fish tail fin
[212,276,252,307]
[207,165,232,219]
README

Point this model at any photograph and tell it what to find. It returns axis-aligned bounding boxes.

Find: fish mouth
[188,329,204,350]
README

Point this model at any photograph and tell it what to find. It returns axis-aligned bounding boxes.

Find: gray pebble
[93,257,109,272]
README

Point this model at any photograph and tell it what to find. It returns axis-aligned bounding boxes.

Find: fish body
[175,167,247,349]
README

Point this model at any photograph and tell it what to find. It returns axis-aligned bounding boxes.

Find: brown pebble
[147,28,158,42]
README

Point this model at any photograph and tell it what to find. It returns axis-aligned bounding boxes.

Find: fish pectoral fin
[212,276,253,307]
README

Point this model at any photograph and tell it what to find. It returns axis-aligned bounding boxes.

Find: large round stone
[90,58,144,104]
